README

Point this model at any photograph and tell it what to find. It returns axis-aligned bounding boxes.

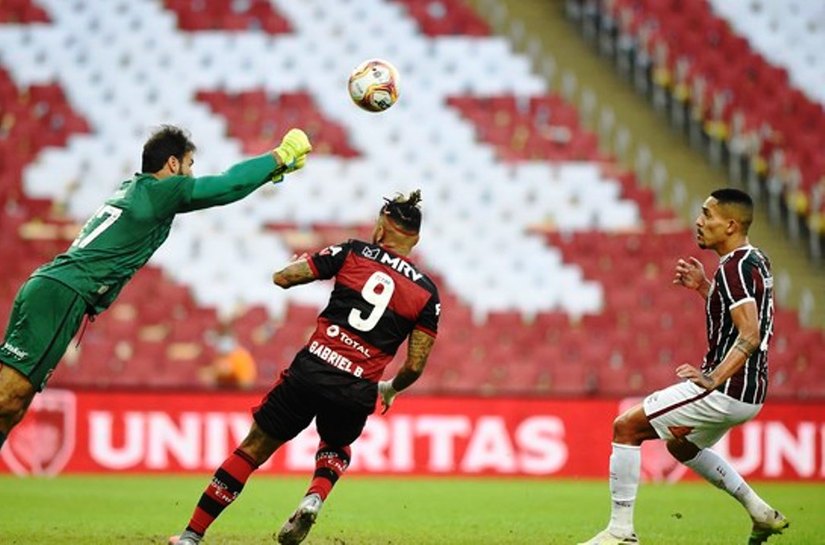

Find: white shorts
[643,380,762,449]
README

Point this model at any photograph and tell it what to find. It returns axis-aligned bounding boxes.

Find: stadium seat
[0,0,821,399]
[605,0,825,230]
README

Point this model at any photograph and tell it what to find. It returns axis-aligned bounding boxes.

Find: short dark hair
[711,187,752,208]
[711,187,753,232]
[381,190,423,234]
[141,125,196,173]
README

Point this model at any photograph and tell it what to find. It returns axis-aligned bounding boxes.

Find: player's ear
[166,155,179,174]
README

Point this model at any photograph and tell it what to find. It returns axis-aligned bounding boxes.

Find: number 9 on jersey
[348,272,395,332]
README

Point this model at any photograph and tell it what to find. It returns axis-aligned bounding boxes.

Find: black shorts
[252,369,373,447]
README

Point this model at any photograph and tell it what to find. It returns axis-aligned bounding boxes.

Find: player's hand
[286,252,310,266]
[274,128,312,176]
[272,155,307,184]
[676,363,715,390]
[378,380,398,415]
[673,257,707,291]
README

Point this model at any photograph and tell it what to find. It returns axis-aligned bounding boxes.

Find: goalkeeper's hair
[711,187,753,233]
[141,125,197,173]
[381,190,422,234]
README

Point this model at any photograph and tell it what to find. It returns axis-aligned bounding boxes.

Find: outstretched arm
[184,152,279,211]
[378,330,436,414]
[272,254,316,289]
[182,129,312,212]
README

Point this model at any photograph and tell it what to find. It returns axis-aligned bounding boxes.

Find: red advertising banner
[2,389,824,480]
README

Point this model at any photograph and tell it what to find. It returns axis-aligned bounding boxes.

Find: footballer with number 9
[0,125,312,450]
[168,190,440,545]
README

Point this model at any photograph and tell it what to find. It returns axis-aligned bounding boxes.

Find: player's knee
[0,390,27,418]
[0,365,35,416]
[666,438,699,463]
[239,422,284,464]
[612,412,632,441]
[612,410,651,445]
[666,440,681,460]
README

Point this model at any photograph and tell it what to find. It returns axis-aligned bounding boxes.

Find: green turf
[1,475,822,544]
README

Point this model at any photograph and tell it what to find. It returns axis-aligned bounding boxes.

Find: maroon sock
[186,448,258,536]
[307,442,351,501]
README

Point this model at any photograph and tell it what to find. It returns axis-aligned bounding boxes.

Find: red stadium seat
[548,361,595,396]
[0,0,821,401]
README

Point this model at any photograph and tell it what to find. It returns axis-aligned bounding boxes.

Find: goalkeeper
[0,125,312,450]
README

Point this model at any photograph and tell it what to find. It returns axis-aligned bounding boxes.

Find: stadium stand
[0,0,823,399]
[163,0,292,34]
[573,0,825,261]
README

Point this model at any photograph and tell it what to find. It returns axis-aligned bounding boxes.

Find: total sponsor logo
[308,339,364,378]
[326,324,371,357]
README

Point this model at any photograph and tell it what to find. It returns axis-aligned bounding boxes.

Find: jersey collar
[719,243,754,264]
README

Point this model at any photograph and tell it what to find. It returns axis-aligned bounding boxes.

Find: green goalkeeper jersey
[33,153,278,314]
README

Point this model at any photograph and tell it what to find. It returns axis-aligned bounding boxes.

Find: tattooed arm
[272,254,316,289]
[378,329,436,414]
[392,329,436,391]
[677,300,760,390]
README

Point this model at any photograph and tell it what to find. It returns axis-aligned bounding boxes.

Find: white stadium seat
[9,0,645,321]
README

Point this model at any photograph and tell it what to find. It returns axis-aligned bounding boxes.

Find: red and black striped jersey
[703,245,774,404]
[288,239,440,409]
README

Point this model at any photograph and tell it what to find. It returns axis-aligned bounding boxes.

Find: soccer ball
[347,59,400,112]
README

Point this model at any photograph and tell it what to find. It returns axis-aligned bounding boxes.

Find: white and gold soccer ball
[347,59,400,113]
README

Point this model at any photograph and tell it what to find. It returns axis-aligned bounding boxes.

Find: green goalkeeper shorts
[0,276,88,391]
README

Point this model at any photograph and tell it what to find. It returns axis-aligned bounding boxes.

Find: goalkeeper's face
[173,151,195,177]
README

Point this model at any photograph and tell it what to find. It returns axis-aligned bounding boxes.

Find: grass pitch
[1,475,822,544]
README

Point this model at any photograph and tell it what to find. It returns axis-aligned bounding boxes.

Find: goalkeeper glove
[273,128,312,177]
[378,380,398,415]
[271,155,307,184]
